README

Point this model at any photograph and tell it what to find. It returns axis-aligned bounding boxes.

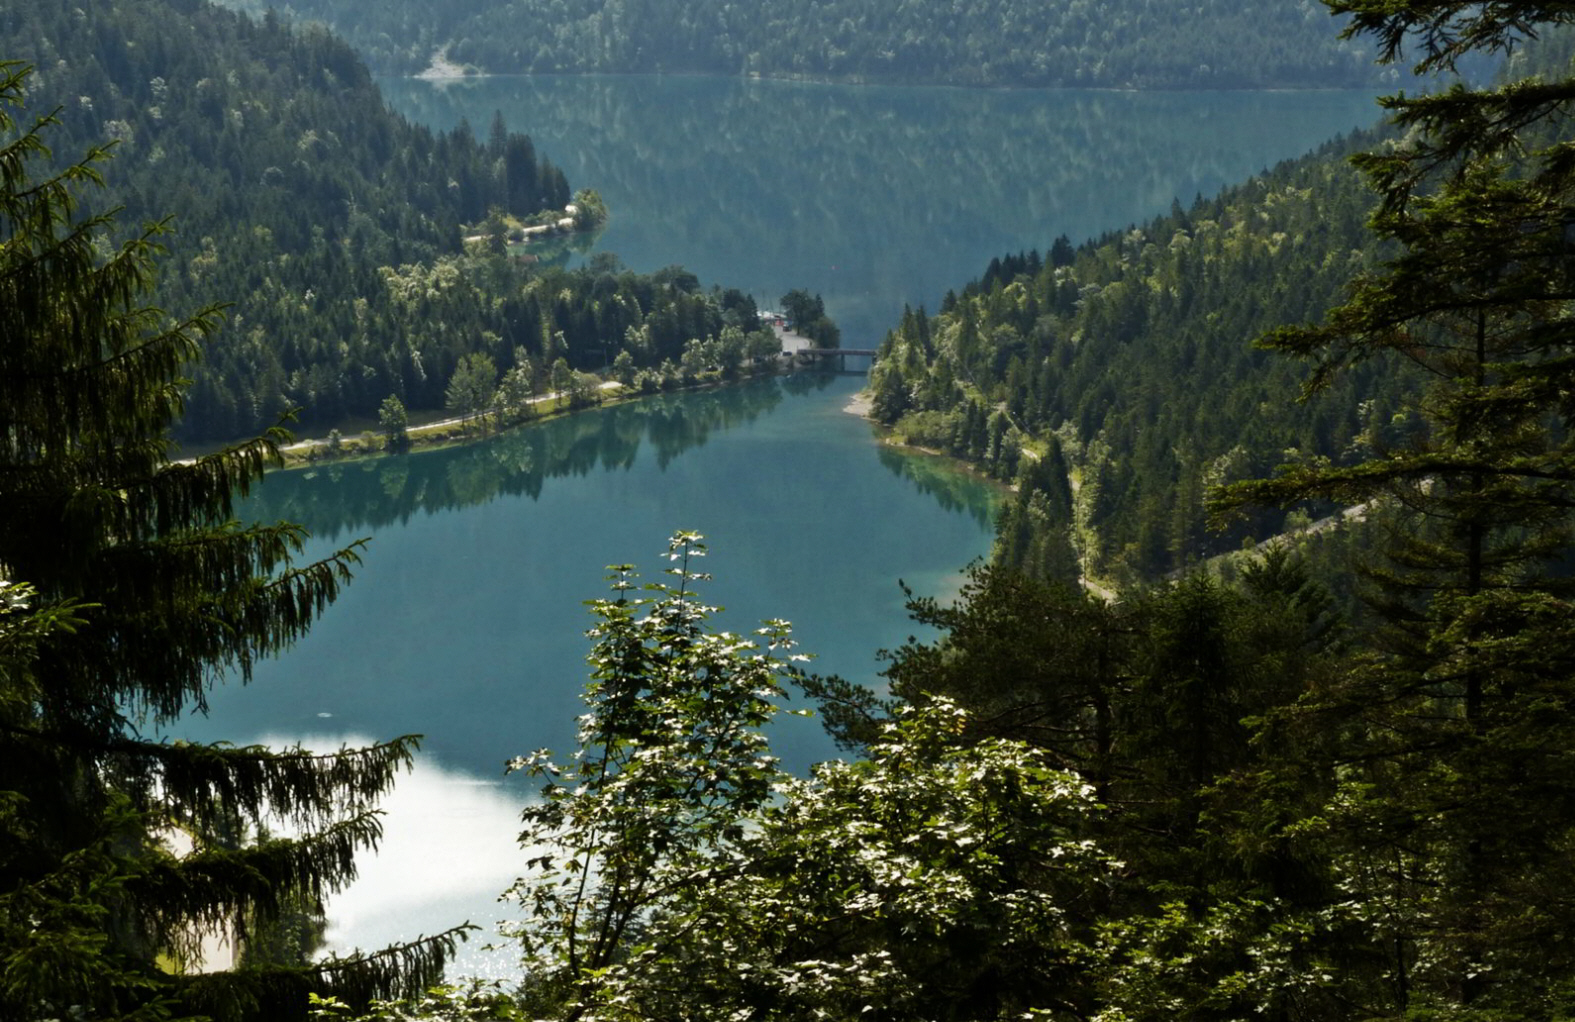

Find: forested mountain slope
[5,0,773,443]
[214,0,1384,89]
[12,0,1575,1016]
[867,129,1404,585]
[870,27,1570,588]
[3,0,561,439]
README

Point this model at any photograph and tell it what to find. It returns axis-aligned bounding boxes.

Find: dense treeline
[867,129,1413,585]
[2,0,565,440]
[870,30,1570,590]
[189,249,776,442]
[5,0,568,241]
[215,0,1384,89]
[5,0,777,444]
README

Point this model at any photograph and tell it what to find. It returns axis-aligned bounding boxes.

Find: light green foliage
[498,534,1120,1022]
[446,352,499,426]
[383,259,478,313]
[0,582,91,696]
[592,701,1112,1022]
[678,338,709,383]
[714,325,746,378]
[567,371,602,408]
[1092,895,1353,1022]
[493,363,538,420]
[745,327,781,365]
[504,533,801,1017]
[379,394,411,450]
[549,357,574,397]
[570,189,608,230]
[309,983,524,1021]
[610,349,636,386]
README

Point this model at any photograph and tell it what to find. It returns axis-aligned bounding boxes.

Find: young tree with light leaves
[378,394,410,451]
[582,700,1113,1022]
[504,533,798,1018]
[446,352,499,430]
[494,359,539,422]
[501,534,1117,1022]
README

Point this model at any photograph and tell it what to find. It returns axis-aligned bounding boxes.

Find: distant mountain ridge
[214,0,1386,89]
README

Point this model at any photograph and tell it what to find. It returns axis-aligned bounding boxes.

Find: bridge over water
[771,322,876,372]
[795,348,877,371]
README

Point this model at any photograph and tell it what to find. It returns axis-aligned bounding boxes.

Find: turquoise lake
[177,75,1389,975]
[185,376,999,775]
[179,375,1003,974]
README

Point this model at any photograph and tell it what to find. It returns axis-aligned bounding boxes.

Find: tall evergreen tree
[0,63,466,1020]
[1214,8,1575,1014]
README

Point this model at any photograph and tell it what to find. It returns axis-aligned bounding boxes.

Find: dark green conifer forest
[6,0,1575,1018]
[866,134,1396,585]
[214,0,1385,90]
[1,0,778,445]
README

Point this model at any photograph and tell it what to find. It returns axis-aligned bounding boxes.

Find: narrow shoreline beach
[842,390,872,418]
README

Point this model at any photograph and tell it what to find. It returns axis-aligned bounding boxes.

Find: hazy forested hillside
[214,0,1383,89]
[3,0,776,443]
[866,28,1571,589]
[865,128,1407,585]
[1,0,560,439]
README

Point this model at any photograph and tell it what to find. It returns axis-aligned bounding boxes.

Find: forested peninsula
[3,0,781,445]
[866,132,1389,585]
[214,0,1384,89]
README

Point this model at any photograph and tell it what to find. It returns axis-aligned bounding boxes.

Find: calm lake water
[179,375,1002,974]
[179,76,1388,976]
[380,75,1383,343]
